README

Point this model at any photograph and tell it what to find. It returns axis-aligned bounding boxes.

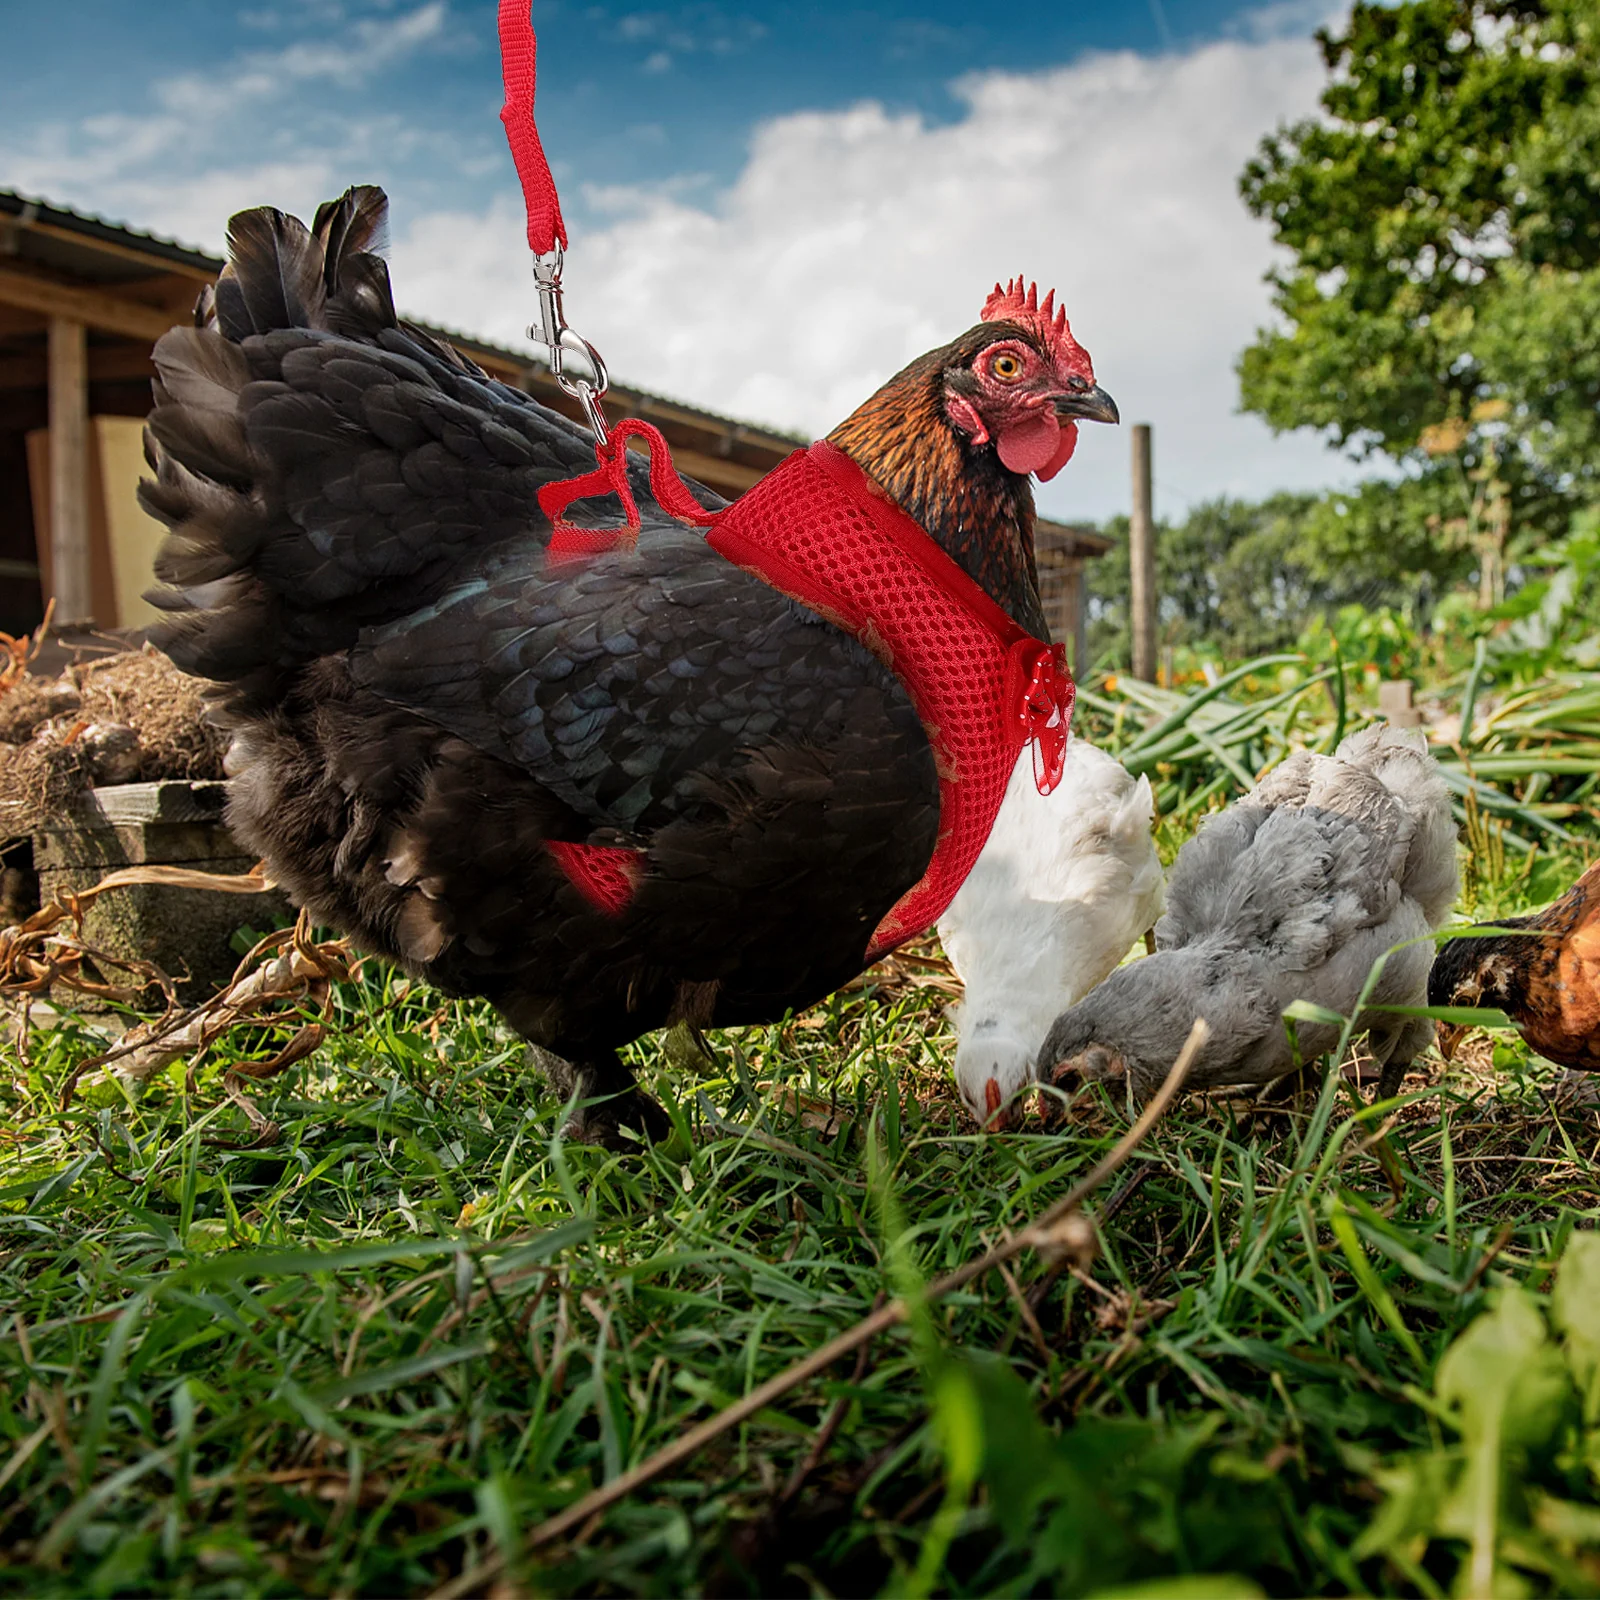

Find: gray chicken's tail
[138,185,596,718]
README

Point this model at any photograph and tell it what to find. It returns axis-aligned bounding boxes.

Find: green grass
[4,841,1600,1595]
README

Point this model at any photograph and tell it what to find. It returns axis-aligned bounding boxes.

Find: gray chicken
[1037,725,1458,1102]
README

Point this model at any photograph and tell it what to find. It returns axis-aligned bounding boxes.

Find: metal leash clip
[531,247,610,446]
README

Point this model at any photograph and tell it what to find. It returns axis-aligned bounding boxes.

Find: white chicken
[938,740,1165,1128]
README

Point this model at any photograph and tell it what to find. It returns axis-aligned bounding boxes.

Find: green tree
[1237,1,1599,591]
[1084,489,1476,668]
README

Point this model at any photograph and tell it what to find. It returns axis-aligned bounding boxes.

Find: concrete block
[33,780,289,997]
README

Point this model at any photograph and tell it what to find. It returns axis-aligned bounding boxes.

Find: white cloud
[0,2,453,252]
[388,20,1362,521]
[2,1,1363,523]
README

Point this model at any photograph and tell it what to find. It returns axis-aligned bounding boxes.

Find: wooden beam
[1129,422,1157,683]
[0,343,156,391]
[19,217,219,282]
[0,265,174,344]
[48,316,94,625]
[0,302,49,336]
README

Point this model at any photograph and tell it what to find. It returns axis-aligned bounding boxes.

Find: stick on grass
[430,1018,1207,1598]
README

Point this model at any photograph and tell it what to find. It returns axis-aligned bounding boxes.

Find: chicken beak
[982,1077,1017,1132]
[1054,384,1119,426]
[1436,1020,1467,1063]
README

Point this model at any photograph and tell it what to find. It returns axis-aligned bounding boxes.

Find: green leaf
[1361,1004,1516,1029]
[1089,1579,1266,1600]
[172,1218,592,1284]
[1550,1232,1600,1423]
[1327,1196,1424,1366]
[1281,1000,1348,1028]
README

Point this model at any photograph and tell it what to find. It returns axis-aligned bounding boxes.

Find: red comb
[980,277,1092,374]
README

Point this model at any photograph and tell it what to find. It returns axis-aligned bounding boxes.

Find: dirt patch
[0,646,227,842]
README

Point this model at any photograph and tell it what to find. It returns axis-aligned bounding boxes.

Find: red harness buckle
[1010,639,1070,794]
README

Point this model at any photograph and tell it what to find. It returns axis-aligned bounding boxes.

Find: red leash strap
[498,1,718,554]
[497,0,566,253]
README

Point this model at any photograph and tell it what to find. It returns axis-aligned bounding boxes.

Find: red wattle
[1034,420,1079,483]
[996,412,1062,477]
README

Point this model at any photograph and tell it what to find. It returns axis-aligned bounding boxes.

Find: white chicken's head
[953,1017,1036,1131]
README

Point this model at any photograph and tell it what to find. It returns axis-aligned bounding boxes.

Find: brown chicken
[1430,859,1600,1070]
[140,186,1118,1142]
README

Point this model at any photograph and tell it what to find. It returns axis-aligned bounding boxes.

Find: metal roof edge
[0,187,224,274]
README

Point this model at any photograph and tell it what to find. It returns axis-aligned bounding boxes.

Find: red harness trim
[542,443,1074,961]
[545,839,640,917]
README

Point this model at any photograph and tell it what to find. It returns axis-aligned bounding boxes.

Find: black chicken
[141,186,1118,1141]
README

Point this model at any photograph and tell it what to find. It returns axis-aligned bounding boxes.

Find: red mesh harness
[496,0,1074,962]
[542,444,1073,963]
[707,442,1072,960]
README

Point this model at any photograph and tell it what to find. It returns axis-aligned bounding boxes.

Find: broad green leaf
[1551,1232,1600,1423]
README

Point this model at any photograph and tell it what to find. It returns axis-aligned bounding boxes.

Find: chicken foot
[1371,1014,1435,1103]
[539,1048,673,1148]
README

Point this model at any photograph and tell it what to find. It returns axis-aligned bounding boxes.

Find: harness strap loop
[538,419,720,557]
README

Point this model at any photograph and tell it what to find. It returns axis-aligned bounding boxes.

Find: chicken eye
[990,352,1024,381]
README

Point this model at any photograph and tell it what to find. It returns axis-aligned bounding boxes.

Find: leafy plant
[1355,1232,1600,1596]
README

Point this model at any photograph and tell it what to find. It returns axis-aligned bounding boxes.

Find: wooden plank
[0,302,49,337]
[19,218,219,282]
[26,415,119,628]
[48,316,93,625]
[0,343,156,391]
[0,265,174,343]
[61,780,231,830]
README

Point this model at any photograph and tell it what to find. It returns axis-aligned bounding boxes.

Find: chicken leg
[1372,1015,1435,1103]
[541,1050,674,1148]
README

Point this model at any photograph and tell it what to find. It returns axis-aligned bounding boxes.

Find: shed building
[0,187,1106,666]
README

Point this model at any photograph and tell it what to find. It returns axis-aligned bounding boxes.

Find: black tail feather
[313,184,389,289]
[215,208,326,339]
[140,183,594,714]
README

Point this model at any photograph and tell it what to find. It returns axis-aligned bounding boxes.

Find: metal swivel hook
[531,247,610,446]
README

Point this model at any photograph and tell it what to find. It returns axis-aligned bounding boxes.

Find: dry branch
[429,1018,1208,1599]
[57,910,353,1113]
[0,857,351,1123]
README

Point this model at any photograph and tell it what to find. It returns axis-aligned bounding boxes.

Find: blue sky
[0,0,1358,521]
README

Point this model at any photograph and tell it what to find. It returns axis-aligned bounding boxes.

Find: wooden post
[1129,422,1156,682]
[48,315,93,626]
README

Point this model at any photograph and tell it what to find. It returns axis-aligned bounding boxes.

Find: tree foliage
[1238,1,1600,493]
[1085,488,1478,667]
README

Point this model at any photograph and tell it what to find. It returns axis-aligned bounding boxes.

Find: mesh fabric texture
[540,440,1074,959]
